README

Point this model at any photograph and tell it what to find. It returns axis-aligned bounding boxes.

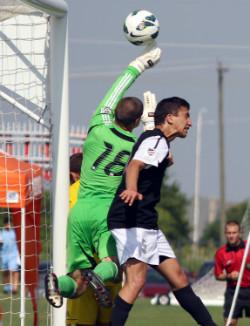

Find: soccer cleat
[82,269,112,307]
[44,272,63,308]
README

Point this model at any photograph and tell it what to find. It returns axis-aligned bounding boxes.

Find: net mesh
[0,8,50,125]
[0,4,52,325]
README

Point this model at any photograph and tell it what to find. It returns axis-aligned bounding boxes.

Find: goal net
[0,1,68,325]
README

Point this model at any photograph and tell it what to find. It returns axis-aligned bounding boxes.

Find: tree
[200,200,248,245]
[200,219,220,246]
[226,201,248,223]
[156,174,190,245]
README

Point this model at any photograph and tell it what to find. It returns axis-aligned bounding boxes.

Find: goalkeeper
[67,153,121,326]
[45,47,161,308]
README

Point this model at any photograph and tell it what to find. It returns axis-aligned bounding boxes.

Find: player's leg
[83,229,119,307]
[45,204,94,307]
[9,257,20,294]
[94,230,119,282]
[224,318,238,326]
[111,258,148,326]
[66,287,99,326]
[2,269,10,293]
[223,287,242,326]
[0,304,3,326]
[156,258,217,326]
[9,271,19,294]
[95,321,111,326]
[244,292,250,322]
[2,258,10,293]
[91,202,120,284]
[96,282,121,326]
[120,258,147,303]
[154,229,216,326]
[82,210,120,307]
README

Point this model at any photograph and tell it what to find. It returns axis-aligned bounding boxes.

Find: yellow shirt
[69,180,80,208]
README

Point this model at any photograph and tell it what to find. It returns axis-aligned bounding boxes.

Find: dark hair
[3,217,10,225]
[226,220,241,230]
[154,97,190,126]
[70,153,83,174]
[115,97,143,127]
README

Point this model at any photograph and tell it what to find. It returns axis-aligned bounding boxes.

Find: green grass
[0,294,51,326]
[127,299,250,326]
[1,297,250,325]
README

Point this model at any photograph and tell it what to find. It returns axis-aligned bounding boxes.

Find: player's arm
[119,160,144,206]
[214,251,229,281]
[216,271,239,282]
[120,135,169,206]
[88,48,161,130]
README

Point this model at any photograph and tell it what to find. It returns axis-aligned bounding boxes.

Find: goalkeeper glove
[129,47,161,74]
[141,91,157,131]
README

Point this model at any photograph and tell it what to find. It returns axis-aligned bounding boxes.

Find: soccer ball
[123,10,160,46]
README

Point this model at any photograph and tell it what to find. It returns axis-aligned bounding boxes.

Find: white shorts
[111,228,176,266]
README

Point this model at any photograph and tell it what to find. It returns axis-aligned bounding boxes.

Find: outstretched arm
[88,48,161,130]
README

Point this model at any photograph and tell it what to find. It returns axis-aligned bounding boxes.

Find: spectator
[0,217,20,294]
[214,220,250,326]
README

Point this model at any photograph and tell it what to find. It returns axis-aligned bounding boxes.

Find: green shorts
[67,199,117,273]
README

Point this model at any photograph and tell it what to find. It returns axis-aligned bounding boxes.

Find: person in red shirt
[214,220,250,326]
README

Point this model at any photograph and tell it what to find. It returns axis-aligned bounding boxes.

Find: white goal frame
[0,1,69,325]
[226,230,250,326]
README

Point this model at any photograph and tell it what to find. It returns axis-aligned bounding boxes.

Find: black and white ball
[123,10,160,46]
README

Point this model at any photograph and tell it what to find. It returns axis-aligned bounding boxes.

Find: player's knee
[102,256,119,264]
[69,270,88,294]
[172,270,188,290]
[69,269,82,282]
[127,273,146,291]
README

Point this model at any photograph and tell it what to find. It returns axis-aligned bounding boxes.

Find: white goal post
[226,230,250,326]
[0,1,69,325]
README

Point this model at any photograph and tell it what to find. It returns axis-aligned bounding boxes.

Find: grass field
[1,297,250,325]
[127,299,250,326]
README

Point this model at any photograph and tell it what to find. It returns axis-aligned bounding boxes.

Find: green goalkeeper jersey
[78,66,140,200]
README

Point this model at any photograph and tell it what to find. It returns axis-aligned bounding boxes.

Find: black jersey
[108,128,170,230]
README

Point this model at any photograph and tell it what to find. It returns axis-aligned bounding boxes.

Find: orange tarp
[0,151,42,209]
[0,151,43,326]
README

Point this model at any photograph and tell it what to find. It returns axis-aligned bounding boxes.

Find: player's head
[225,220,241,245]
[3,217,11,229]
[70,152,83,185]
[115,97,143,131]
[154,97,192,139]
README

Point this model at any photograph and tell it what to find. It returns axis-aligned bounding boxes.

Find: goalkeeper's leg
[45,267,114,308]
[83,228,120,307]
[45,230,119,308]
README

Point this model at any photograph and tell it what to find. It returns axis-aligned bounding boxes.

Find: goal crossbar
[21,0,67,17]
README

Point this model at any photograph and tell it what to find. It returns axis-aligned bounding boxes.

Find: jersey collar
[111,124,136,143]
[226,239,245,252]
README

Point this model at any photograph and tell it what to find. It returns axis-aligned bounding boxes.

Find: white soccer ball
[123,10,160,46]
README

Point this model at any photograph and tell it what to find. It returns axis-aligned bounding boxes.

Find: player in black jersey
[108,97,217,326]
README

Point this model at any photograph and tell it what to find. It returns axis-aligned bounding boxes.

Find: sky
[66,0,250,203]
